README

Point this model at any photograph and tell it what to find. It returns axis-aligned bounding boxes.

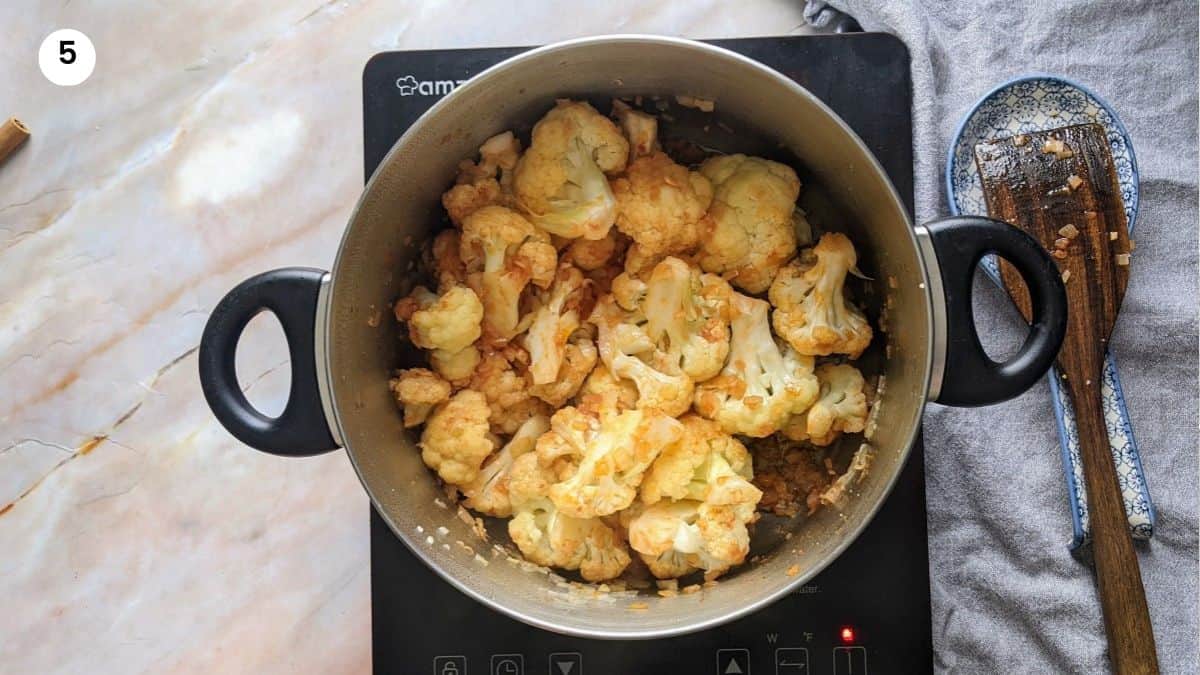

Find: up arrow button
[716,648,751,674]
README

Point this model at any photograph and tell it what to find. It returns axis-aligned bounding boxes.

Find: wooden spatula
[975,123,1157,674]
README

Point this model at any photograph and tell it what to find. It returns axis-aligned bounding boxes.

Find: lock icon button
[434,655,466,675]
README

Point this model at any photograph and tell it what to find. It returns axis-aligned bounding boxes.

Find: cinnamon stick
[0,117,31,166]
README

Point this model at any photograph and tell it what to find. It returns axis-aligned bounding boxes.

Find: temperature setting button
[832,646,868,674]
[717,648,751,674]
[775,647,810,674]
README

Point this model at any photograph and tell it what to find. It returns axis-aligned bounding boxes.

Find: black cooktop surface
[364,34,929,675]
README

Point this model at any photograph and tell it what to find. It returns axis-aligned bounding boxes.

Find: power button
[832,646,867,674]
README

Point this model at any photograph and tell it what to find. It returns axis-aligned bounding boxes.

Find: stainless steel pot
[198,35,1067,638]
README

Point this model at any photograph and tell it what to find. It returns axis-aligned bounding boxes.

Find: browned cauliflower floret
[389,368,452,427]
[539,406,684,518]
[441,131,522,226]
[611,99,658,163]
[640,415,761,507]
[563,229,623,271]
[513,100,629,240]
[507,452,632,581]
[530,338,598,407]
[589,295,695,418]
[523,264,593,385]
[419,389,496,485]
[469,352,552,435]
[768,232,873,358]
[782,363,868,446]
[459,205,555,340]
[696,154,801,293]
[574,363,639,417]
[611,151,713,258]
[429,229,467,291]
[462,415,550,517]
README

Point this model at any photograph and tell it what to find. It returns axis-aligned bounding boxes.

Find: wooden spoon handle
[1067,378,1160,674]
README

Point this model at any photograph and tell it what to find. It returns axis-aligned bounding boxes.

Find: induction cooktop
[363,34,931,675]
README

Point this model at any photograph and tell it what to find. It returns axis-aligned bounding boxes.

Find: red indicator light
[840,626,856,643]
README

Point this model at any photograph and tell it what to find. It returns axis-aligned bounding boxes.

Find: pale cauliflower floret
[611,98,658,162]
[769,232,873,358]
[697,154,801,293]
[469,352,552,435]
[642,257,732,383]
[393,285,483,353]
[428,344,481,385]
[507,452,632,581]
[574,363,639,417]
[611,151,713,258]
[459,205,554,340]
[523,264,591,385]
[461,415,550,517]
[782,363,868,446]
[530,337,598,407]
[540,407,684,518]
[513,100,629,240]
[419,390,495,485]
[693,291,819,437]
[589,295,695,418]
[641,415,762,507]
[389,368,452,427]
[441,131,522,226]
[626,499,757,579]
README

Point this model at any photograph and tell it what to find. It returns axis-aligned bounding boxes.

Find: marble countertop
[0,2,817,672]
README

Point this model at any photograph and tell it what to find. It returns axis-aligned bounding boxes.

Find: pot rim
[322,33,934,639]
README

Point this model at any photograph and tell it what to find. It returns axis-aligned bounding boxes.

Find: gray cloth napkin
[806,1,1199,672]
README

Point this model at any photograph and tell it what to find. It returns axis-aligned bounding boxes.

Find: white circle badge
[39,29,96,87]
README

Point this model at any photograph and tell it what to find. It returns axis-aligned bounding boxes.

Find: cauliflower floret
[611,99,658,163]
[640,415,762,506]
[507,452,632,581]
[642,257,732,383]
[419,390,495,485]
[428,344,481,385]
[693,291,819,437]
[574,362,639,417]
[769,232,873,358]
[590,295,695,418]
[782,363,868,446]
[626,499,757,579]
[563,229,622,271]
[696,154,801,293]
[459,205,555,340]
[469,352,552,435]
[523,264,592,385]
[611,151,713,258]
[461,415,550,517]
[389,368,452,427]
[530,337,598,407]
[393,285,483,353]
[540,406,684,518]
[441,131,523,226]
[428,229,467,292]
[513,100,629,240]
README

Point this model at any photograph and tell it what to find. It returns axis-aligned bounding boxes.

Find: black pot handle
[922,216,1068,406]
[198,267,340,456]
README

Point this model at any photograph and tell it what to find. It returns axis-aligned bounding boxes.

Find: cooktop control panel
[364,34,930,675]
